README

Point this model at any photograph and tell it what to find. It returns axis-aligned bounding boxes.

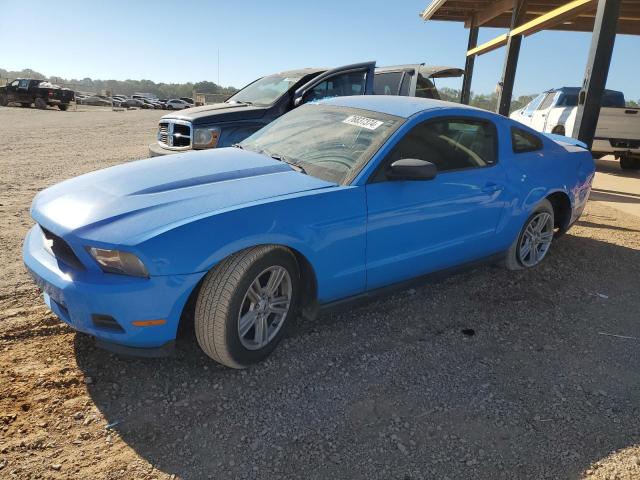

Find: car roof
[545,86,623,95]
[317,95,481,119]
[272,68,327,77]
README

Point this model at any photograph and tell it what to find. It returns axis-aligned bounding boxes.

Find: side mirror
[386,159,437,181]
[293,95,304,107]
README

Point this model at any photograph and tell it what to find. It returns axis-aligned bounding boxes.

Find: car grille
[157,120,192,149]
[40,226,85,271]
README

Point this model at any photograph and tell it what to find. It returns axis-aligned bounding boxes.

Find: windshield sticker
[342,115,384,130]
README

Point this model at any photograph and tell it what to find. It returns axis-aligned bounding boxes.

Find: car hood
[161,102,269,125]
[31,148,335,245]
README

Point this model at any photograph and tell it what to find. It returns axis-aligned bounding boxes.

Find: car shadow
[74,234,640,479]
[589,188,640,205]
[595,157,640,178]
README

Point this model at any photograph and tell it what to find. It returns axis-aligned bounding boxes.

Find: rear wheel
[0,95,8,106]
[505,199,555,270]
[34,98,47,109]
[58,104,68,111]
[195,245,300,369]
[620,155,640,170]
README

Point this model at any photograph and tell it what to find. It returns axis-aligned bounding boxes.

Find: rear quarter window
[512,127,543,153]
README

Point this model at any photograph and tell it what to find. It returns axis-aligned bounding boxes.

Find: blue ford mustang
[23,96,594,368]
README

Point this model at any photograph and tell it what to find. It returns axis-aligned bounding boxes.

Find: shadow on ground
[75,234,640,480]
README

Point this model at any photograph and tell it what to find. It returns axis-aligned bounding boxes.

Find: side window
[399,73,412,96]
[512,127,543,153]
[10,80,19,87]
[373,72,403,95]
[537,92,556,111]
[523,94,545,115]
[18,79,30,89]
[382,118,498,176]
[304,71,367,103]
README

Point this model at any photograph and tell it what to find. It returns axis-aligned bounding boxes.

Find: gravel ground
[1,105,639,480]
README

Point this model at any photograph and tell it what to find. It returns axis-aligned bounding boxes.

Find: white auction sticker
[342,115,384,130]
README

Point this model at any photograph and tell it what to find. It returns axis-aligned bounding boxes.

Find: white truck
[511,87,640,169]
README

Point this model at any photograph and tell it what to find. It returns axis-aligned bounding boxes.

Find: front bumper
[23,225,204,350]
[148,142,187,157]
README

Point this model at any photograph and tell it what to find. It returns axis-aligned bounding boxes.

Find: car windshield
[227,74,303,106]
[240,104,403,184]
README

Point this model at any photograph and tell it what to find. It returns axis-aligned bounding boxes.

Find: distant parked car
[111,96,128,107]
[165,99,191,110]
[82,95,112,107]
[180,97,194,105]
[136,98,158,109]
[121,98,145,108]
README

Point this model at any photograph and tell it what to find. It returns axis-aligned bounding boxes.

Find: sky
[0,0,638,99]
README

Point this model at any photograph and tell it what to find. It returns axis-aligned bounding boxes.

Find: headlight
[87,247,149,278]
[193,127,221,149]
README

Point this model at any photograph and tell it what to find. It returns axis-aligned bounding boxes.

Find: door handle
[482,183,503,193]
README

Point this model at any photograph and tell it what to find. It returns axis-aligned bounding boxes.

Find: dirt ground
[1,105,639,480]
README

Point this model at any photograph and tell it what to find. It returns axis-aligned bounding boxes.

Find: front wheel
[195,245,300,369]
[34,98,47,109]
[505,199,555,270]
[0,95,9,106]
[59,104,68,111]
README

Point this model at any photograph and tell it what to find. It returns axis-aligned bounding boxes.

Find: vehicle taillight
[48,90,53,97]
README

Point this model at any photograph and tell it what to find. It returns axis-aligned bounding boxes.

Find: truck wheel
[20,103,31,108]
[58,104,68,111]
[35,98,47,110]
[0,95,8,107]
[620,155,640,170]
[195,245,300,369]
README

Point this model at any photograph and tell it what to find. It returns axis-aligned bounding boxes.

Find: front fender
[139,186,368,303]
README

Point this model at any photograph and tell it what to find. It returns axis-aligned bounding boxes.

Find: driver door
[293,61,375,106]
[365,116,508,290]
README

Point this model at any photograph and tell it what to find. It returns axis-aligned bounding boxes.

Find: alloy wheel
[518,212,554,267]
[237,266,292,350]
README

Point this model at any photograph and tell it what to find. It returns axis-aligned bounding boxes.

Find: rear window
[415,75,438,99]
[373,72,403,95]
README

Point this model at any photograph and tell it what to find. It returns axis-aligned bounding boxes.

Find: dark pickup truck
[0,78,75,110]
[149,62,463,156]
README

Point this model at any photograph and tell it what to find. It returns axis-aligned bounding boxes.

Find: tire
[551,125,565,136]
[505,199,555,270]
[0,95,8,106]
[195,245,300,369]
[167,105,174,110]
[58,104,68,111]
[20,102,31,108]
[35,98,47,110]
[620,155,640,170]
